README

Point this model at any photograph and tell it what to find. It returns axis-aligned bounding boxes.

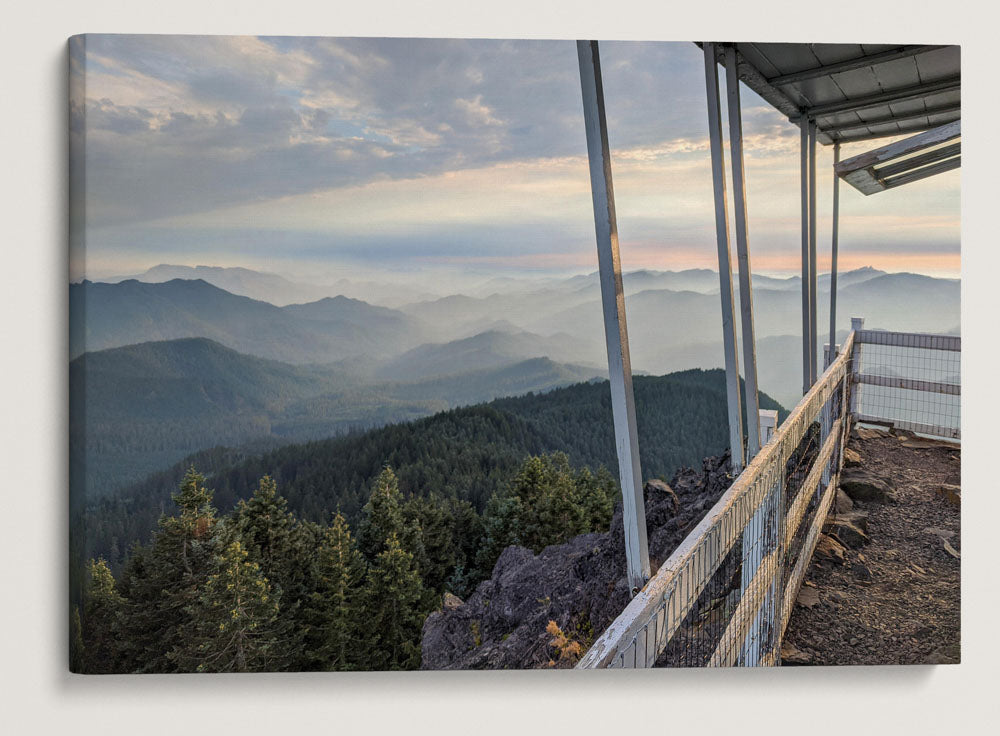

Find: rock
[924,644,960,664]
[834,488,855,514]
[421,453,736,669]
[851,562,873,583]
[824,511,870,548]
[935,484,961,506]
[922,527,955,542]
[853,426,888,440]
[842,447,862,467]
[781,642,813,665]
[796,586,820,608]
[839,468,895,503]
[814,534,847,565]
[443,592,464,611]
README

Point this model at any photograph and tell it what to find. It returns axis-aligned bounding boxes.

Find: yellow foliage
[545,620,583,667]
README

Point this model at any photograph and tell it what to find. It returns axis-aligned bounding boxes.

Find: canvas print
[69,35,960,673]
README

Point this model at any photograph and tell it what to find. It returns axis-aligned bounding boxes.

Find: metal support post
[577,40,650,593]
[725,45,761,460]
[808,120,818,386]
[828,142,841,368]
[703,42,745,474]
[800,120,811,395]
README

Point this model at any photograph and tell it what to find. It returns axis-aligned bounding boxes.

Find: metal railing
[851,325,960,440]
[578,323,962,668]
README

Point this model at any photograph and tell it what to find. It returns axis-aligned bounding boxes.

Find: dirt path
[781,428,961,666]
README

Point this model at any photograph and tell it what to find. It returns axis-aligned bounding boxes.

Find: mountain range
[71,336,601,496]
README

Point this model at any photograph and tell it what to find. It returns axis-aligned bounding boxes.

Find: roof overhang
[835,120,960,194]
[700,43,960,145]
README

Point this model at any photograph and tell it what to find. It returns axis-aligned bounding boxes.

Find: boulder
[814,534,847,565]
[824,511,870,548]
[853,426,888,440]
[935,484,961,506]
[781,642,814,665]
[842,447,862,467]
[834,488,854,514]
[839,468,896,503]
[443,592,464,611]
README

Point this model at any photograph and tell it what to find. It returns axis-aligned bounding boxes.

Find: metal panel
[725,45,762,460]
[703,42,746,473]
[806,76,960,117]
[855,415,961,440]
[855,373,960,396]
[767,45,941,86]
[856,328,961,352]
[576,40,650,593]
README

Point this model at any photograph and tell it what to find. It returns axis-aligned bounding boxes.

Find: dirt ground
[781,427,961,666]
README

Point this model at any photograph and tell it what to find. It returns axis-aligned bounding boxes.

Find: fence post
[850,317,865,417]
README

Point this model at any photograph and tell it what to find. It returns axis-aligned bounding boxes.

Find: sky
[69,35,961,283]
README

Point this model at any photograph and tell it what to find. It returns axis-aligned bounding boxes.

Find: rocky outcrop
[420,453,734,670]
[839,468,896,503]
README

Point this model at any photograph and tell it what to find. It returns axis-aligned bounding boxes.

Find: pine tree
[177,540,280,673]
[357,467,405,562]
[79,558,124,673]
[403,494,457,595]
[119,468,218,672]
[363,533,424,670]
[574,466,616,533]
[307,512,366,670]
[225,475,307,668]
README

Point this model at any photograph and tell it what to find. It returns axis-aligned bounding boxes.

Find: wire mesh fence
[578,334,854,669]
[852,329,960,439]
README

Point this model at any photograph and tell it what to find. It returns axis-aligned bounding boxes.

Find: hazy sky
[70,35,961,282]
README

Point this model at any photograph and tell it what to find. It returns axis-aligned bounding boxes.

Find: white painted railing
[578,323,962,668]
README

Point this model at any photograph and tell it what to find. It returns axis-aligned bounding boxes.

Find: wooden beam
[885,156,960,189]
[876,142,960,178]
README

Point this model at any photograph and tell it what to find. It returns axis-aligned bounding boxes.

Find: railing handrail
[577,331,856,668]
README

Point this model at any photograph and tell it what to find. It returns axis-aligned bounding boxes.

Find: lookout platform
[781,427,960,665]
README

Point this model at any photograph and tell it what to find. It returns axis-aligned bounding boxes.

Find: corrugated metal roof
[702,43,960,145]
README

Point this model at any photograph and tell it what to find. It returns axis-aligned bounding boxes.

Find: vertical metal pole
[577,40,650,592]
[828,141,841,367]
[850,317,865,417]
[725,45,761,460]
[703,42,745,474]
[800,120,811,395]
[808,120,818,386]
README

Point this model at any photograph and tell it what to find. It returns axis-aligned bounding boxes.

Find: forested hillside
[71,337,601,495]
[78,368,783,577]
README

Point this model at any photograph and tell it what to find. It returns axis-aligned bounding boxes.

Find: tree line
[73,452,618,673]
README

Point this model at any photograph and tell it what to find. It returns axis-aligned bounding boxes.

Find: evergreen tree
[79,558,124,673]
[225,475,307,668]
[119,468,218,672]
[357,467,405,562]
[403,494,457,595]
[574,466,616,533]
[176,540,280,673]
[307,513,366,670]
[474,492,523,580]
[363,533,424,671]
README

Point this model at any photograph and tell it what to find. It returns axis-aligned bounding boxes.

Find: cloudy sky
[69,35,960,283]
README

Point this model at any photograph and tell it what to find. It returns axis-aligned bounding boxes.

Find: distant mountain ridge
[71,336,602,496]
[69,278,427,363]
